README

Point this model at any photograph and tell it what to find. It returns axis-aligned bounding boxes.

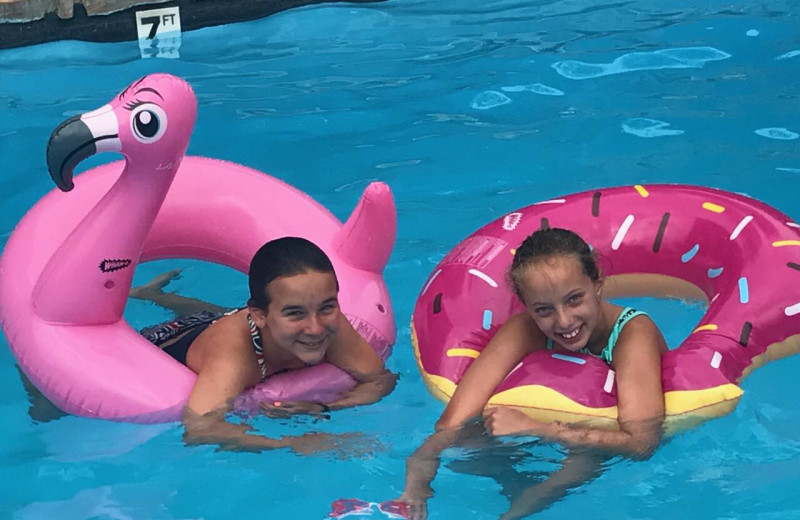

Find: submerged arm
[182,352,276,451]
[499,451,607,520]
[182,386,356,455]
[399,314,544,517]
[183,406,355,455]
[182,330,344,454]
[399,427,462,519]
[182,407,287,452]
[484,411,662,459]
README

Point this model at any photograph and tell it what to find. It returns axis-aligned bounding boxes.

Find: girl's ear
[595,278,604,300]
[248,306,268,328]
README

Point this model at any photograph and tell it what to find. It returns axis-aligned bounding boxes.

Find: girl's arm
[499,451,608,520]
[182,405,368,455]
[484,314,666,458]
[322,316,398,410]
[400,313,546,517]
[436,312,545,429]
[182,334,366,455]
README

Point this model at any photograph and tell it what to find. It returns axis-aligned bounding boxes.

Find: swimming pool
[1,0,799,518]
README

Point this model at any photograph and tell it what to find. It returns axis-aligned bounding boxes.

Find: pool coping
[0,0,385,50]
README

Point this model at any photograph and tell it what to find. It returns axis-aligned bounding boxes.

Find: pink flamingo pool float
[0,73,397,423]
[412,185,800,431]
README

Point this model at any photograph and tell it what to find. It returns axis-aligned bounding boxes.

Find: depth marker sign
[135,7,182,59]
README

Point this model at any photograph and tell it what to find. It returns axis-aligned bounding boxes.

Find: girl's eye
[568,294,583,304]
[534,307,552,316]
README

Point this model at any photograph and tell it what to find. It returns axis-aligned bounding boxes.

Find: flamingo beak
[46,106,120,192]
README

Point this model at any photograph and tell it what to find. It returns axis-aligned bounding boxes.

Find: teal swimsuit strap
[544,307,648,365]
[597,307,648,364]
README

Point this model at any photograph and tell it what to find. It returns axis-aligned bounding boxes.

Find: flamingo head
[46,74,198,191]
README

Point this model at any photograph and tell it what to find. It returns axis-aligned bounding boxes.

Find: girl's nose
[555,307,572,328]
[305,314,325,335]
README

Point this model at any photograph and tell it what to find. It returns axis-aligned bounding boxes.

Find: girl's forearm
[402,428,461,499]
[535,419,662,458]
[327,370,398,410]
[182,411,288,452]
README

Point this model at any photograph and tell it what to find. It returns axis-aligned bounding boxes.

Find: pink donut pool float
[412,185,800,432]
[0,74,397,423]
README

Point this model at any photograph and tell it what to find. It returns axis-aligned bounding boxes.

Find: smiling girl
[400,228,667,519]
[134,237,396,453]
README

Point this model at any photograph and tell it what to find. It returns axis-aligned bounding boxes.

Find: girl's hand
[285,432,383,458]
[483,406,551,436]
[259,400,330,419]
[396,491,429,520]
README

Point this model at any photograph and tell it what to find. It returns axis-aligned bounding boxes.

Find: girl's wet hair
[509,228,600,302]
[248,237,338,309]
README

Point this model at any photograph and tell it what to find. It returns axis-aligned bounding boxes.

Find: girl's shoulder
[200,310,254,351]
[614,311,668,357]
[601,300,625,319]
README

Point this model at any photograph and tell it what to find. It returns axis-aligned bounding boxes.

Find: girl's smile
[516,254,607,353]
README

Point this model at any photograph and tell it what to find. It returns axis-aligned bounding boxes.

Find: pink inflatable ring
[412,185,800,432]
[0,74,397,423]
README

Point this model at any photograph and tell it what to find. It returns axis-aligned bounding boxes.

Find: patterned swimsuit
[141,309,269,381]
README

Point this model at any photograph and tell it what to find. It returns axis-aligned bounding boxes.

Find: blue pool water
[2,1,800,518]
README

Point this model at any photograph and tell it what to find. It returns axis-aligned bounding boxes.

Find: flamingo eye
[130,103,167,143]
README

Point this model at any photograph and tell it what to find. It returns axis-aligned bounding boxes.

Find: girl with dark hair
[399,228,667,519]
[132,236,396,453]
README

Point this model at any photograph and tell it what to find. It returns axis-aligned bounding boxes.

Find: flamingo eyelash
[123,99,147,111]
[117,76,146,101]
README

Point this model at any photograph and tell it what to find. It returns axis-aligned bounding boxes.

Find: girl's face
[516,254,603,352]
[252,270,341,365]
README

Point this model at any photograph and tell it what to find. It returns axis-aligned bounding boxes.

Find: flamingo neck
[33,156,181,325]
